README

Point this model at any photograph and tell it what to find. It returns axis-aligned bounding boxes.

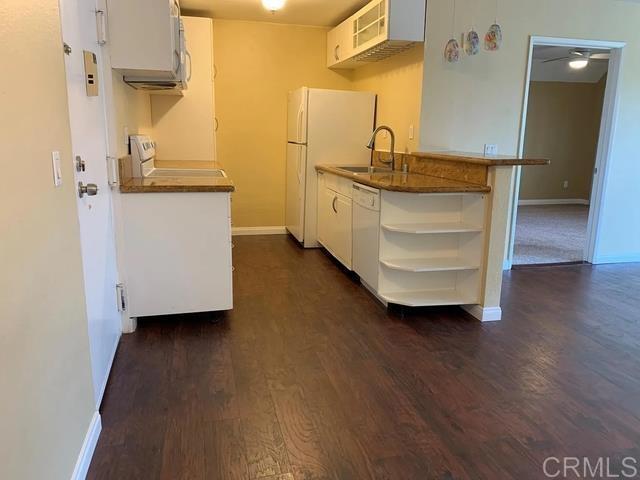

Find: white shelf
[381,257,480,272]
[381,222,483,234]
[380,289,476,307]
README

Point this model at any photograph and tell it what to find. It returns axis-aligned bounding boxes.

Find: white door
[285,143,306,242]
[59,0,121,406]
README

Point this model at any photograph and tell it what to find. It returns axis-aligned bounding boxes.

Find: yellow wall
[0,0,97,478]
[111,72,153,158]
[211,19,424,227]
[520,80,605,201]
[351,45,424,153]
[212,20,352,227]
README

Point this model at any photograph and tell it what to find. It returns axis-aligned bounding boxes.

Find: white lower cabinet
[318,172,353,269]
[317,171,489,309]
[120,192,233,318]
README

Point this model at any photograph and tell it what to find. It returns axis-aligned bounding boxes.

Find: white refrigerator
[286,87,376,248]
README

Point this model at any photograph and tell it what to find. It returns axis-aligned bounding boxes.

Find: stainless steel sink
[336,166,392,175]
[146,168,227,178]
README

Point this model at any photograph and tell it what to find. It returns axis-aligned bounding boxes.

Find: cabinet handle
[95,9,107,46]
[214,117,219,132]
[332,196,338,213]
[334,45,340,61]
[186,50,193,81]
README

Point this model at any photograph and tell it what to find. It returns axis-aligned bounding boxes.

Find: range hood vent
[353,40,416,63]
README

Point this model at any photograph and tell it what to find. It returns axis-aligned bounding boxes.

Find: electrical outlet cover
[484,144,498,156]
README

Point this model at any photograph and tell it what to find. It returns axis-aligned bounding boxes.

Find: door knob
[78,182,99,198]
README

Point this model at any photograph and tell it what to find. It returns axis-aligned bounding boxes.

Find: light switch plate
[484,144,498,156]
[52,151,63,187]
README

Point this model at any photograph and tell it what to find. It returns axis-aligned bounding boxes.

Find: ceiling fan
[541,48,611,69]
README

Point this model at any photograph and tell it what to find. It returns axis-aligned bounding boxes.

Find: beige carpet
[514,204,589,265]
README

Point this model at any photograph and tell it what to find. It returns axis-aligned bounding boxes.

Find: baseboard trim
[361,280,388,306]
[592,253,640,264]
[70,411,101,480]
[462,305,502,322]
[518,199,590,206]
[232,226,287,236]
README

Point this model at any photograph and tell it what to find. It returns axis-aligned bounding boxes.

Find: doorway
[506,37,625,268]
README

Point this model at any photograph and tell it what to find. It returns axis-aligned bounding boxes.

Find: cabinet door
[332,192,353,269]
[327,21,352,67]
[107,0,177,74]
[317,175,332,248]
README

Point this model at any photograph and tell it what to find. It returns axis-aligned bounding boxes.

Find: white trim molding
[505,36,626,270]
[592,253,640,265]
[232,226,287,236]
[462,305,503,322]
[70,412,101,480]
[518,198,590,206]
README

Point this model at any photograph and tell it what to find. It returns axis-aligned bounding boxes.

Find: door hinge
[95,9,107,45]
[107,155,118,188]
[63,42,72,55]
[116,283,126,312]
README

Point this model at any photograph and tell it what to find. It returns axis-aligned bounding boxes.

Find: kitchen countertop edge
[316,165,491,194]
[411,151,550,166]
[119,181,235,194]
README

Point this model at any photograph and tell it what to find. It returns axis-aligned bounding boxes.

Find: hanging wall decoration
[465,0,480,55]
[445,0,461,63]
[485,0,503,51]
[465,29,480,55]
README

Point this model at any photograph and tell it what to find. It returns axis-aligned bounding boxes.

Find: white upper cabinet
[326,20,353,68]
[106,0,181,78]
[327,0,426,69]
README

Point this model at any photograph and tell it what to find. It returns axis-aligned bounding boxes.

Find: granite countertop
[118,157,235,193]
[411,151,550,166]
[316,165,491,193]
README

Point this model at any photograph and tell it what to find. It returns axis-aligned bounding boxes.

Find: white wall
[420,0,640,263]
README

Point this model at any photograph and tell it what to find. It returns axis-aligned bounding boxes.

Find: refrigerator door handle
[297,104,305,143]
[297,147,303,183]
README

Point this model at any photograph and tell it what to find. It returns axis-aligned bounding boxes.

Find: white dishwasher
[352,183,380,291]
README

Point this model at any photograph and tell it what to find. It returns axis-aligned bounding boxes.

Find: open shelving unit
[377,191,488,307]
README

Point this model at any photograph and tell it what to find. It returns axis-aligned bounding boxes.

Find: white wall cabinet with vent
[107,0,182,77]
[326,0,426,69]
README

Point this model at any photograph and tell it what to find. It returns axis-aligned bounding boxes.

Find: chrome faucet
[366,125,395,166]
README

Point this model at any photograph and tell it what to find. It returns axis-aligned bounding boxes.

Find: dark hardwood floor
[87,235,640,480]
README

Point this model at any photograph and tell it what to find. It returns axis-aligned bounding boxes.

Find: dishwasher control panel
[353,183,380,211]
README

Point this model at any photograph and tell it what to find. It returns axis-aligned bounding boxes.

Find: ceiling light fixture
[569,59,589,69]
[262,0,285,12]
